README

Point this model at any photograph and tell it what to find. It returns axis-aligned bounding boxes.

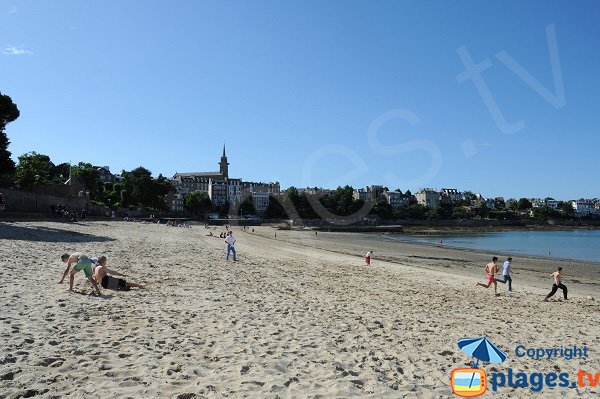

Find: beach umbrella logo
[450,337,508,397]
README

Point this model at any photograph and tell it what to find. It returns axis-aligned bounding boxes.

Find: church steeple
[219,143,229,178]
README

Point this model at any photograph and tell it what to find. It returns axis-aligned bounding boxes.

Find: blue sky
[1,0,598,200]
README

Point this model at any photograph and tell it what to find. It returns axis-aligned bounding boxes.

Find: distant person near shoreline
[496,256,513,291]
[544,267,568,302]
[475,256,499,295]
[365,251,373,266]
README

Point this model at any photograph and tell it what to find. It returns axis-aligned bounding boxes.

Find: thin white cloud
[2,46,33,55]
[8,6,17,14]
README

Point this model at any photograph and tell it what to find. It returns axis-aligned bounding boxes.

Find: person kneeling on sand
[59,252,102,295]
[475,256,499,295]
[93,256,145,290]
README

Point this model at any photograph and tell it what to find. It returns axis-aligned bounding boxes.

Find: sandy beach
[1,220,599,398]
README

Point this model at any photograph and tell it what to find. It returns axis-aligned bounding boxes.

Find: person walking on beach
[93,256,145,290]
[496,256,513,291]
[365,251,373,266]
[475,256,499,295]
[544,267,567,301]
[225,231,238,262]
[58,252,102,295]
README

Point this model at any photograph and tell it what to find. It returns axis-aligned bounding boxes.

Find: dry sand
[1,221,599,398]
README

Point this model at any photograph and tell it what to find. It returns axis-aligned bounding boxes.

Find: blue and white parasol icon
[457,337,508,388]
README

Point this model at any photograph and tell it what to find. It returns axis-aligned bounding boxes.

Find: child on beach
[365,251,373,266]
[58,252,102,295]
[475,256,499,295]
[93,256,145,290]
[544,267,567,301]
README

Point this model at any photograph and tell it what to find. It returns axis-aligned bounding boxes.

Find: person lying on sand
[59,252,102,295]
[93,256,145,290]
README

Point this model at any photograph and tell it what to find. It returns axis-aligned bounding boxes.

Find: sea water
[396,230,600,263]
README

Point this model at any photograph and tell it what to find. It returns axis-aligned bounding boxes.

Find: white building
[571,199,596,216]
[546,199,559,210]
[416,189,440,208]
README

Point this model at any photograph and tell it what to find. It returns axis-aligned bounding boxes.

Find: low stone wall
[0,188,86,214]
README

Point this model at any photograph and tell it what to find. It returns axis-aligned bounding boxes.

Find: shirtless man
[59,252,102,295]
[93,256,145,290]
[544,267,567,301]
[475,256,499,295]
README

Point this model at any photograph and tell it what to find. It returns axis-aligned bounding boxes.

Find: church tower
[219,144,229,178]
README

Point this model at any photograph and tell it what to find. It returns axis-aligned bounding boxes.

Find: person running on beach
[496,256,513,291]
[475,256,498,295]
[544,267,568,301]
[58,252,102,295]
[365,251,373,266]
[93,256,145,290]
[225,231,237,262]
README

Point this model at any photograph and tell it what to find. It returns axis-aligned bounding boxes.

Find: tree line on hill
[260,187,578,221]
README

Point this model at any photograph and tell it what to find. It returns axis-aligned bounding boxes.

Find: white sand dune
[1,221,599,398]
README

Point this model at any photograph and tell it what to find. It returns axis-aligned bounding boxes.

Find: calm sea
[395,230,600,263]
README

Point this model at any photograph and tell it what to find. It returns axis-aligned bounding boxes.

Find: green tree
[265,195,288,219]
[101,182,122,207]
[0,92,20,178]
[452,206,469,219]
[371,198,393,219]
[184,191,213,215]
[14,152,54,189]
[238,196,256,216]
[52,162,71,183]
[72,163,101,198]
[120,167,173,210]
[426,207,443,220]
[559,201,574,218]
[217,200,231,217]
[320,186,361,216]
[531,205,559,221]
[517,198,532,210]
[406,204,426,219]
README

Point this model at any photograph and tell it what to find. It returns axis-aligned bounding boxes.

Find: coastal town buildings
[352,185,385,202]
[546,199,559,210]
[171,146,280,214]
[571,199,597,216]
[440,188,462,203]
[383,190,409,208]
[95,166,117,184]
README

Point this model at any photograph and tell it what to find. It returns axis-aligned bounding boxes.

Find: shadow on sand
[0,222,115,243]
